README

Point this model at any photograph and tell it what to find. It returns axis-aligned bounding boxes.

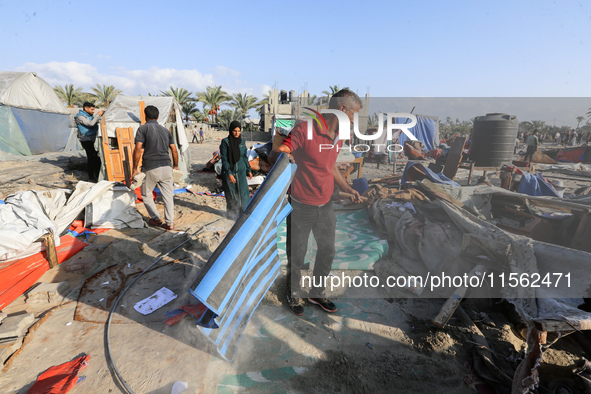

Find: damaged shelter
[0,72,74,156]
[98,95,191,183]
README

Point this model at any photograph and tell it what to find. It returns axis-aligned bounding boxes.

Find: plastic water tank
[470,113,518,167]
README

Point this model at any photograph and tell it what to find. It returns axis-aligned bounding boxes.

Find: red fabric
[27,355,90,394]
[282,120,342,205]
[0,235,87,310]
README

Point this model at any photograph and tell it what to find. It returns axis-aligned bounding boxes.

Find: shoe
[287,295,305,316]
[148,218,163,227]
[161,223,174,230]
[307,298,337,313]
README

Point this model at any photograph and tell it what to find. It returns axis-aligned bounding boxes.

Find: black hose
[104,219,221,393]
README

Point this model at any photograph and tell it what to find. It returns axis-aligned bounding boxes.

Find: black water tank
[470,113,518,167]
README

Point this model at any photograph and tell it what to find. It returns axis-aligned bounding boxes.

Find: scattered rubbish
[134,287,178,315]
[99,298,104,302]
[66,322,72,326]
[366,343,373,349]
[102,281,109,285]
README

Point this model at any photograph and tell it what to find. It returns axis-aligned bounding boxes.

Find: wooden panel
[443,136,466,180]
[108,150,124,181]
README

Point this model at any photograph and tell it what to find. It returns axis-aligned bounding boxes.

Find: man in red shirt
[269,89,362,315]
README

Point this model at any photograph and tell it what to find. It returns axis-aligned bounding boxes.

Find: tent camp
[0,72,72,156]
[99,95,191,182]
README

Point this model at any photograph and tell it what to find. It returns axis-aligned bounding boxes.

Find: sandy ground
[0,136,590,393]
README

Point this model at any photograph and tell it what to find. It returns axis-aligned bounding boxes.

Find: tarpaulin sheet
[189,153,296,361]
[397,115,439,151]
[0,105,32,155]
[516,172,560,198]
[401,162,459,186]
[1,181,143,261]
[11,107,71,154]
[0,235,87,310]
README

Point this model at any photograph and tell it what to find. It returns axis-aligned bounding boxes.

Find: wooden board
[431,264,485,327]
[442,136,466,180]
[116,127,135,184]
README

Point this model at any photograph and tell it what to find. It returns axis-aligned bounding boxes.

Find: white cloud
[16,61,245,95]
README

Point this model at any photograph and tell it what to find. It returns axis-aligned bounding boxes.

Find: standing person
[514,136,520,155]
[191,127,198,143]
[524,129,539,162]
[199,127,205,143]
[220,120,252,219]
[554,131,560,144]
[75,102,104,182]
[268,89,362,316]
[132,105,179,230]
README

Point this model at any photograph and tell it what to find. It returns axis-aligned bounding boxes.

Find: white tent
[100,95,191,182]
[0,72,72,155]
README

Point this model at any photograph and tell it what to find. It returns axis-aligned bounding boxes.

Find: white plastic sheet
[0,181,144,261]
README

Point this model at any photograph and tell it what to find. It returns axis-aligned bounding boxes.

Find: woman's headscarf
[228,120,242,167]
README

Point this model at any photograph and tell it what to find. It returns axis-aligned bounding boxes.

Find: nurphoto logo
[303,107,418,153]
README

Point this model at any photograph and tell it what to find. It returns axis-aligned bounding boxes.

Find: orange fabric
[0,235,87,310]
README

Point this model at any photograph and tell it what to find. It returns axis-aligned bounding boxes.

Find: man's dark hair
[145,105,159,120]
[82,102,95,109]
[328,89,362,110]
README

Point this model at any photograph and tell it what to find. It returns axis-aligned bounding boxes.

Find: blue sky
[1,0,590,124]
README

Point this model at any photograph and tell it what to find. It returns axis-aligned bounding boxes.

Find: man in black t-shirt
[132,105,179,230]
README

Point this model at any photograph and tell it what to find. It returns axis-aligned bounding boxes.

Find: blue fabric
[11,107,71,154]
[74,110,98,138]
[0,200,4,204]
[516,172,561,197]
[401,162,459,186]
[153,187,189,195]
[397,115,438,151]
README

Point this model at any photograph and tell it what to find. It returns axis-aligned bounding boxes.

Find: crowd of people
[517,128,590,147]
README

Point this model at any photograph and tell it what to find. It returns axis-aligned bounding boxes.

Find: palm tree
[182,101,199,123]
[230,93,259,119]
[88,84,122,108]
[576,116,585,129]
[257,91,271,113]
[191,108,209,123]
[322,85,349,96]
[161,86,194,106]
[519,121,534,134]
[320,85,349,105]
[217,109,244,131]
[54,84,84,108]
[531,120,546,131]
[198,85,229,122]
